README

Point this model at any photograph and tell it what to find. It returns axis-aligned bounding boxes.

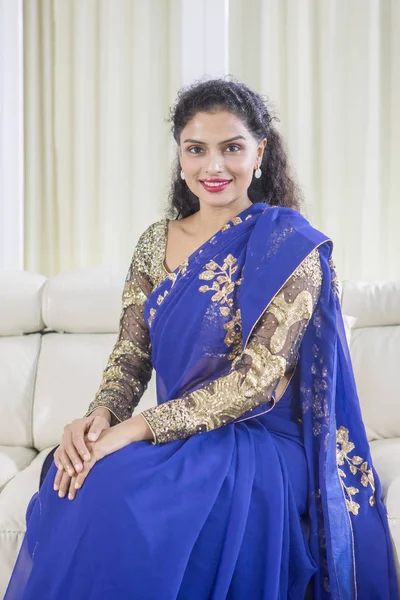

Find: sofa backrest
[341,280,400,442]
[0,270,157,452]
[0,272,46,447]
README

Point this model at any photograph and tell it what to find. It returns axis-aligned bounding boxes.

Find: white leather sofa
[0,270,399,596]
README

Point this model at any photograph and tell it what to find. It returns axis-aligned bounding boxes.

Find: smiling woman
[4,78,399,600]
[180,116,263,202]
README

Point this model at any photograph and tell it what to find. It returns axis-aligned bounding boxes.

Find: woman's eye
[188,146,204,154]
[226,145,241,152]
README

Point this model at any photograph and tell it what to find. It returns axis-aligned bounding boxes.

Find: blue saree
[5,202,399,599]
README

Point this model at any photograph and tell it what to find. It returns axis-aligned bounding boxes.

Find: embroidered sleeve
[141,248,323,443]
[83,223,165,425]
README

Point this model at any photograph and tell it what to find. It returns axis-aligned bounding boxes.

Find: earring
[180,170,185,180]
[255,166,262,179]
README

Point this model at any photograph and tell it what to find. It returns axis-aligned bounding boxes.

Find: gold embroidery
[157,291,168,305]
[148,308,156,326]
[199,254,242,359]
[132,219,170,290]
[141,345,287,444]
[329,257,340,297]
[122,279,147,307]
[148,259,188,327]
[268,290,314,353]
[336,425,376,515]
[292,248,322,289]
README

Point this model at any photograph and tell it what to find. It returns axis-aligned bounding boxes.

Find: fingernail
[75,464,81,472]
[67,469,73,476]
[74,482,80,489]
[53,484,58,491]
[88,433,97,441]
[68,494,73,500]
[84,454,90,461]
[58,491,64,498]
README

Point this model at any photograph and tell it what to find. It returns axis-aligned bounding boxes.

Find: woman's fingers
[53,466,78,501]
[68,475,78,500]
[58,447,75,477]
[53,447,61,469]
[53,466,64,491]
[64,435,84,473]
[87,416,108,442]
[71,424,91,462]
[74,453,97,491]
[57,470,72,498]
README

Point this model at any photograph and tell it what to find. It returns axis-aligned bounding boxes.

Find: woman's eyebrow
[182,135,246,145]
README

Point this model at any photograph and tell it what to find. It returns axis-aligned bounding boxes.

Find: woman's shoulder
[137,218,168,246]
[266,205,331,246]
[131,218,168,285]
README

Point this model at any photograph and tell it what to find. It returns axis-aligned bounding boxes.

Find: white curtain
[229,0,400,281]
[23,0,181,276]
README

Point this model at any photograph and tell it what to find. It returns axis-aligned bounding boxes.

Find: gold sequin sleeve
[83,220,167,426]
[140,248,323,443]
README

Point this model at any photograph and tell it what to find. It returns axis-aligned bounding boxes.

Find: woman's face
[178,110,266,210]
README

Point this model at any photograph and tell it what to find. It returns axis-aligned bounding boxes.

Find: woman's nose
[205,152,223,173]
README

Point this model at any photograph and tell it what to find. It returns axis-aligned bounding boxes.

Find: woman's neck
[190,198,252,237]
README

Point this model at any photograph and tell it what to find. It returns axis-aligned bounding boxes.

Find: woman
[5,79,399,600]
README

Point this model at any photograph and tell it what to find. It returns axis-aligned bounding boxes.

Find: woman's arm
[139,248,323,444]
[83,230,155,426]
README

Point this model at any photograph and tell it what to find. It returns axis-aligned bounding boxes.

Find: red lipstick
[199,178,232,193]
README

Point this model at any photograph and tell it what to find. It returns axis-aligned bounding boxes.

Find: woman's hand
[54,408,112,479]
[54,437,98,500]
[55,414,152,501]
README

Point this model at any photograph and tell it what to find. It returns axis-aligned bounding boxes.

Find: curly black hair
[167,77,303,219]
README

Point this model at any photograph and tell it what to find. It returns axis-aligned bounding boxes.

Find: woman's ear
[258,138,267,162]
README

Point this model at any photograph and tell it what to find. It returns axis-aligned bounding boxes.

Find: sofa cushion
[0,446,37,491]
[370,438,400,517]
[42,268,126,333]
[370,438,400,582]
[350,326,400,441]
[341,281,400,441]
[0,334,41,447]
[0,271,46,336]
[342,280,400,329]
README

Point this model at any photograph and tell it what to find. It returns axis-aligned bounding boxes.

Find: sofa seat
[370,438,400,558]
[0,446,38,492]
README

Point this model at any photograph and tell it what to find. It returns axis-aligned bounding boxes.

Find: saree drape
[5,202,399,599]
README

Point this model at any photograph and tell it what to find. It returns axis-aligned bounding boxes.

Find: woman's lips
[199,180,232,193]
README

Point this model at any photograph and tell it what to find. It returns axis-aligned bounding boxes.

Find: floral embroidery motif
[329,257,340,298]
[336,425,376,515]
[198,254,242,359]
[148,260,189,328]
